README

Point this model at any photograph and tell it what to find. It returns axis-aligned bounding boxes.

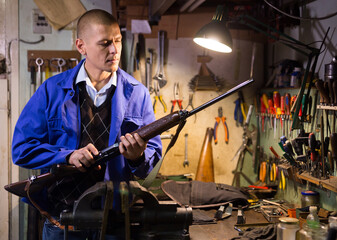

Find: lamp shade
[193,5,233,53]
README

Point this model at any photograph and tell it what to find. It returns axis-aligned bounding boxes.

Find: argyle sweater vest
[47,82,116,215]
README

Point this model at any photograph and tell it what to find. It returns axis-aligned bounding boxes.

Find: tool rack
[27,50,81,72]
[295,103,337,193]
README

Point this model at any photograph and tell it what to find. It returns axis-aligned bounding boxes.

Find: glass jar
[296,222,328,240]
[329,216,337,228]
[301,190,320,208]
[277,217,299,240]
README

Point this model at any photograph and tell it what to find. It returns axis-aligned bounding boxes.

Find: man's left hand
[119,133,147,161]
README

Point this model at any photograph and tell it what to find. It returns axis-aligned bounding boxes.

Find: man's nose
[110,41,118,54]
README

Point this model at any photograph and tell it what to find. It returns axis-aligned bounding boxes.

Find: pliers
[234,91,247,125]
[153,80,167,113]
[185,93,196,122]
[171,82,183,113]
[214,107,229,144]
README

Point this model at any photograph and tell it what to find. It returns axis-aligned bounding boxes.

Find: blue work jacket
[12,59,162,186]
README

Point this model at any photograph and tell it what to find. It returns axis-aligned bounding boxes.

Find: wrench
[50,58,66,73]
[153,30,167,88]
[183,133,189,167]
[35,58,44,89]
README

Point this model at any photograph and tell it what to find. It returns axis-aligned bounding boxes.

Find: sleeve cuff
[127,154,145,168]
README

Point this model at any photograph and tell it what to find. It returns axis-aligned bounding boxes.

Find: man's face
[77,23,122,74]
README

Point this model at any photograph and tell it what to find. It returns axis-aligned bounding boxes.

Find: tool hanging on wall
[146,49,154,93]
[185,93,196,123]
[50,58,66,73]
[30,65,36,97]
[232,105,257,187]
[171,83,183,113]
[234,91,247,126]
[214,107,229,144]
[135,33,146,85]
[183,133,189,167]
[189,55,224,92]
[153,80,167,113]
[153,30,167,88]
[35,58,44,89]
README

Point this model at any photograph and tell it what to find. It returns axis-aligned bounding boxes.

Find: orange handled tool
[273,91,281,117]
[214,107,229,144]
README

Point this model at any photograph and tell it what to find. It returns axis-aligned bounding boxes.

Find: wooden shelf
[297,171,337,193]
[317,105,337,111]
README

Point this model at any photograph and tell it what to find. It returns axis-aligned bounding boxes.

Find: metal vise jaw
[60,181,193,239]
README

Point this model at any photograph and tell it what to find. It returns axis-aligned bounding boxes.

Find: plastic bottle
[307,206,320,229]
[290,67,301,88]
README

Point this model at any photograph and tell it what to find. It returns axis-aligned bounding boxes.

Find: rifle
[5,79,253,198]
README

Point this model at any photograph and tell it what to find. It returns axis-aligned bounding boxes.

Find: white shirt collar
[75,62,117,93]
[75,62,117,107]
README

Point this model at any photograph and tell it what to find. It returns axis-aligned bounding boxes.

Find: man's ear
[76,39,86,55]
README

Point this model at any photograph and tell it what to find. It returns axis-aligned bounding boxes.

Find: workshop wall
[141,38,264,184]
[262,0,337,211]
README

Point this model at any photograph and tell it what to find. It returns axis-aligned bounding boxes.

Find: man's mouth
[107,59,118,63]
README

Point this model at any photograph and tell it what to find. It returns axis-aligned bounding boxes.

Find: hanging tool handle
[159,96,167,112]
[214,117,220,144]
[245,104,254,125]
[223,119,229,143]
[315,79,329,104]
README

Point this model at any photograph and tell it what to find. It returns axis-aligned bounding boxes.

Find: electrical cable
[7,35,44,73]
[264,0,337,21]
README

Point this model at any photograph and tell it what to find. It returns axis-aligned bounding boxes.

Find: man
[12,9,162,239]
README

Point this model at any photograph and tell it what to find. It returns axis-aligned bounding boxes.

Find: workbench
[189,208,271,239]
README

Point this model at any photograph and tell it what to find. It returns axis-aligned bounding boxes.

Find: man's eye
[100,41,111,47]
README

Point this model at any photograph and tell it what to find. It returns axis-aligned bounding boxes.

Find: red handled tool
[171,82,183,113]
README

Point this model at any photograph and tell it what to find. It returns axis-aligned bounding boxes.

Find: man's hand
[68,143,99,172]
[119,133,147,162]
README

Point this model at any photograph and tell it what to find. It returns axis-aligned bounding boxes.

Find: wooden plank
[297,171,337,193]
[27,50,81,72]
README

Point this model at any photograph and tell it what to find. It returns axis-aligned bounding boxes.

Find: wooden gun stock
[195,127,215,182]
[4,165,81,198]
[5,79,253,198]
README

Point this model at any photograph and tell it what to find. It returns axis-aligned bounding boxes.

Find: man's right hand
[68,143,99,172]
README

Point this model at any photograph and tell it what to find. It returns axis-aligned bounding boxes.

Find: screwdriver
[285,93,291,136]
[331,112,337,173]
[273,91,281,138]
[262,93,269,129]
[268,95,274,130]
[309,133,319,162]
[280,95,285,136]
[260,96,266,132]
